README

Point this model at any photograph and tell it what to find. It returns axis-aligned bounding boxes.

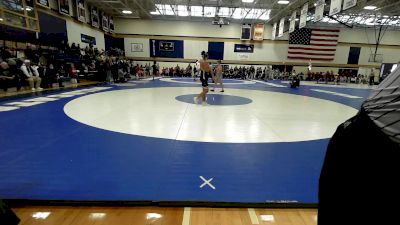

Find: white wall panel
[124,38,150,58]
[66,20,105,49]
[184,40,208,59]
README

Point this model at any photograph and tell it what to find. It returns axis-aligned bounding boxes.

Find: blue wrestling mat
[0,78,372,205]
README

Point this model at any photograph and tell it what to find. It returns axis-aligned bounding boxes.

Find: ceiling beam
[267,0,309,24]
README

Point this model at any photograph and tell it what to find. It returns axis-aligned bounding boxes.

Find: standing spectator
[369,69,375,85]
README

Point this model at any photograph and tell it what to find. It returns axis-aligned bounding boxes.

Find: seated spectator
[290,75,300,88]
[43,64,64,88]
[57,65,66,88]
[0,61,16,92]
[68,63,79,87]
[1,47,13,61]
[20,59,42,91]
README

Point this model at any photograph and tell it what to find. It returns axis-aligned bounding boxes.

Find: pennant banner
[289,11,296,33]
[314,0,325,22]
[272,23,277,40]
[343,0,357,10]
[109,16,115,33]
[102,12,109,32]
[329,0,343,16]
[77,0,86,23]
[299,3,308,29]
[278,18,285,37]
[59,0,70,15]
[253,23,265,41]
[91,6,99,28]
[36,0,50,8]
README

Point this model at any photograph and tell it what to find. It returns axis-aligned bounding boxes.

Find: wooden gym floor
[12,206,317,225]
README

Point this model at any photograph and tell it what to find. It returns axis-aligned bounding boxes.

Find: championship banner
[278,17,285,38]
[289,11,296,33]
[77,0,86,23]
[329,0,343,16]
[109,16,115,33]
[91,6,99,28]
[314,0,325,22]
[343,0,357,10]
[102,12,109,32]
[253,23,265,41]
[240,24,252,40]
[271,22,277,40]
[36,0,50,8]
[299,3,308,29]
[59,0,70,15]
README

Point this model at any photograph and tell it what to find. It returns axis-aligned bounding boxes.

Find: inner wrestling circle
[63,87,358,143]
[175,94,252,106]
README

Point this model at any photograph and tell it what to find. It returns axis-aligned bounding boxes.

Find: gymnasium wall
[43,0,106,49]
[65,20,105,49]
[116,19,400,67]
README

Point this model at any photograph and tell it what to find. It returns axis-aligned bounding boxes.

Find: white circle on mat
[64,87,358,143]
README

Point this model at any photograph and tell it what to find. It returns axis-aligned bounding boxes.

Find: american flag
[288,28,340,61]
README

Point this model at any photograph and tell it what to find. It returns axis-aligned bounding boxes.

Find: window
[0,0,39,31]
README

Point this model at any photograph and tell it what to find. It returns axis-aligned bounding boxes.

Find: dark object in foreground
[0,200,20,225]
[318,67,400,225]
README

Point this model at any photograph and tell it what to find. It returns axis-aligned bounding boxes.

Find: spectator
[20,59,42,91]
[0,61,16,92]
[369,69,375,85]
[68,63,79,87]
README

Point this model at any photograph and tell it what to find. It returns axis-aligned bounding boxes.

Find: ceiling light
[242,0,255,3]
[0,18,3,21]
[150,11,160,15]
[25,7,33,11]
[364,6,377,10]
[122,10,132,14]
[278,0,290,4]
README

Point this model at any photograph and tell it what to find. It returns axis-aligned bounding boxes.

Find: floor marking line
[311,89,363,99]
[174,103,190,140]
[248,208,260,224]
[199,176,216,190]
[4,101,46,107]
[24,97,59,102]
[253,80,286,87]
[0,106,20,112]
[182,207,191,225]
[46,94,76,98]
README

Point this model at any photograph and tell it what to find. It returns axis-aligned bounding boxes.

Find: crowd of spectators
[0,42,131,93]
[159,64,375,86]
[1,44,377,94]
